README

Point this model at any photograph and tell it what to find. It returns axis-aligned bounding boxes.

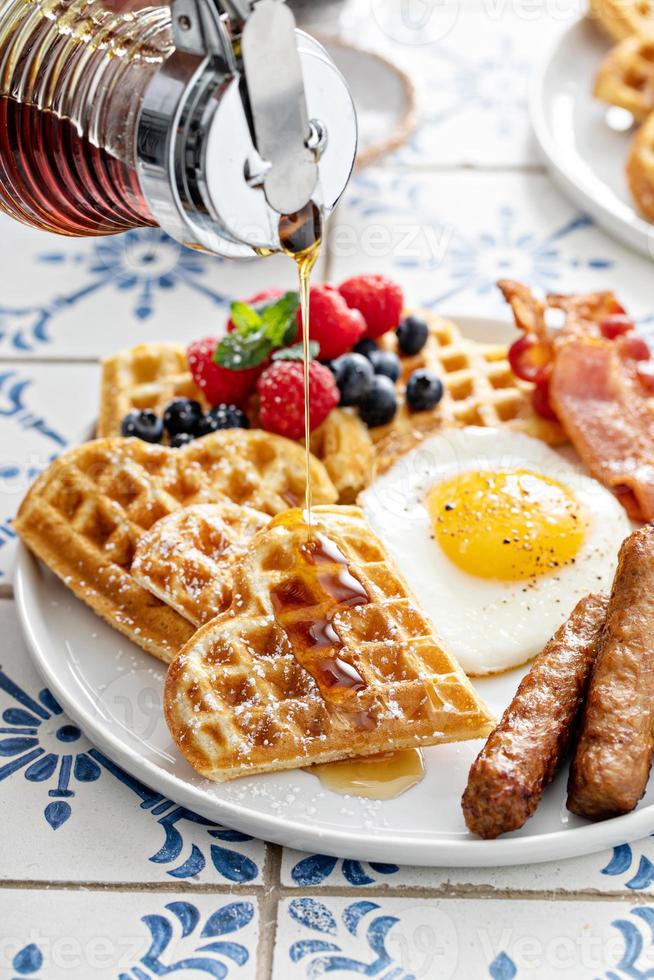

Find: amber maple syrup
[0,97,154,236]
[308,749,425,800]
[279,202,323,530]
[270,510,370,709]
[0,0,169,236]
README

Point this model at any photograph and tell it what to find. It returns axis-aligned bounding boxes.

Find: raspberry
[257,359,339,440]
[187,337,259,407]
[339,274,404,339]
[227,288,285,333]
[296,283,366,360]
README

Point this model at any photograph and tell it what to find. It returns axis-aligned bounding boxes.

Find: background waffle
[164,505,495,781]
[15,434,337,663]
[627,112,654,220]
[589,0,654,39]
[132,502,270,626]
[97,315,563,499]
[595,33,654,120]
[98,342,209,439]
[372,313,566,472]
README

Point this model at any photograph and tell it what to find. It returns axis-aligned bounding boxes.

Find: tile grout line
[256,844,283,980]
[0,878,650,903]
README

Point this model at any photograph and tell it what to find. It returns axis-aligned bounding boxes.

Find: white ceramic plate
[14,315,654,866]
[531,17,654,259]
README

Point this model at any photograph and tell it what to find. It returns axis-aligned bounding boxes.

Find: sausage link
[568,525,654,820]
[462,593,608,839]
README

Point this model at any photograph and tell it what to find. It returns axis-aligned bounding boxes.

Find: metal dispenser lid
[137,0,358,257]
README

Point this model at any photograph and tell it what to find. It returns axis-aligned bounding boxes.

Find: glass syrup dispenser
[0,0,357,255]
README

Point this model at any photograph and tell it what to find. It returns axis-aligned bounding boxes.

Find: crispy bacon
[550,337,654,521]
[498,279,623,348]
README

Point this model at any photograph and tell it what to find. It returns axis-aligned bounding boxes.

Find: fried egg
[360,427,631,675]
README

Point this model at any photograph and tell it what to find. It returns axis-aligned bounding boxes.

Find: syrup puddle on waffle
[269,509,426,800]
[276,208,424,800]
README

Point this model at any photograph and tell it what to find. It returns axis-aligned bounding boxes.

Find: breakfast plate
[531,16,654,259]
[14,314,654,867]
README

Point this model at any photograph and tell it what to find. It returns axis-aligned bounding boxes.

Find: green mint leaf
[260,291,300,347]
[214,330,273,370]
[229,300,262,334]
[272,340,320,362]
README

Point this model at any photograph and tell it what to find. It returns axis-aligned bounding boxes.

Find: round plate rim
[530,16,654,260]
[13,312,654,866]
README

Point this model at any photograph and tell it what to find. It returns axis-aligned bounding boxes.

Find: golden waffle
[595,34,654,121]
[132,502,270,626]
[98,342,209,439]
[627,112,654,219]
[589,0,654,40]
[15,434,337,663]
[373,313,566,472]
[164,505,495,781]
[309,409,375,503]
[96,342,373,500]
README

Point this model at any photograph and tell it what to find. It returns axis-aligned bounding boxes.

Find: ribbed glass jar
[0,0,173,235]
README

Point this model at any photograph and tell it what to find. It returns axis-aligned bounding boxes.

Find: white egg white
[360,427,632,676]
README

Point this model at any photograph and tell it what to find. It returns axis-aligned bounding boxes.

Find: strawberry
[187,337,259,407]
[295,283,366,360]
[338,274,404,339]
[257,358,339,440]
[227,288,285,333]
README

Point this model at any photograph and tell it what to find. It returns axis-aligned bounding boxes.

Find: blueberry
[196,404,250,436]
[358,375,398,427]
[368,348,401,383]
[121,410,164,443]
[170,432,195,448]
[163,398,203,437]
[406,369,444,412]
[353,337,379,360]
[397,315,429,356]
[332,352,375,407]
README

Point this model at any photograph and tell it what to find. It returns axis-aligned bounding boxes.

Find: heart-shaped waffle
[628,112,654,221]
[589,0,654,39]
[15,433,337,662]
[595,34,654,122]
[164,505,494,781]
[132,502,270,626]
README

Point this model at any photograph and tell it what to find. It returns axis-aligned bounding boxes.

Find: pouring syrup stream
[277,205,425,801]
[279,202,322,532]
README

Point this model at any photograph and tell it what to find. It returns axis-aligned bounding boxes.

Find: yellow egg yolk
[427,469,586,581]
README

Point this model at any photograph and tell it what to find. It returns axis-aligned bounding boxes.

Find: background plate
[531,17,654,259]
[14,316,654,866]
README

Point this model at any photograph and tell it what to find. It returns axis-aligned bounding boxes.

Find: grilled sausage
[462,593,608,839]
[567,525,654,820]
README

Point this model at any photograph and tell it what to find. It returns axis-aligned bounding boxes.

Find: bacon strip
[550,337,654,521]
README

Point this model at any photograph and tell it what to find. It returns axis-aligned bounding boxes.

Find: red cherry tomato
[621,335,650,362]
[532,376,558,421]
[508,334,551,384]
[636,361,654,393]
[600,314,636,339]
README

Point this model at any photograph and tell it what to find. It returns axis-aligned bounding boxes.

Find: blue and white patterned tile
[0,890,259,978]
[329,168,654,320]
[0,217,326,359]
[340,2,575,167]
[0,600,267,884]
[0,363,99,584]
[281,843,654,893]
[272,895,654,979]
